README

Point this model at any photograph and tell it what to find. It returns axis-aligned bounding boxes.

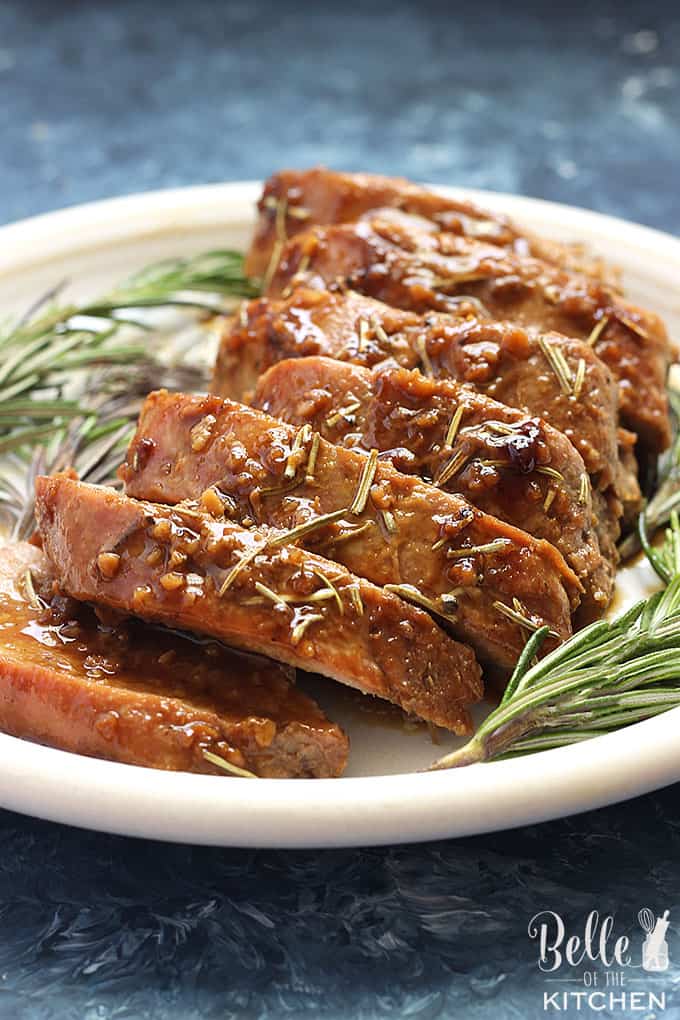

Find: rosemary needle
[203,749,257,778]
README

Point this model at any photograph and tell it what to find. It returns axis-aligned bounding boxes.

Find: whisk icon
[638,908,670,972]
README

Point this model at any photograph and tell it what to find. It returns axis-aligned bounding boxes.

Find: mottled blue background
[0,1,679,1017]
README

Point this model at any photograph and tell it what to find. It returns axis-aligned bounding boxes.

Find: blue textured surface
[1,2,680,1017]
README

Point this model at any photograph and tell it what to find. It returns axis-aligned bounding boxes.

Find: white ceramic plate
[0,182,678,847]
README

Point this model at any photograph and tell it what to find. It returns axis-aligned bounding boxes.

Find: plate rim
[1,180,679,848]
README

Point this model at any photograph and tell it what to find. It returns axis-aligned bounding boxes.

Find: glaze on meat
[265,216,671,454]
[121,390,581,671]
[36,476,482,733]
[213,286,639,553]
[252,356,614,620]
[246,167,620,286]
[0,542,349,778]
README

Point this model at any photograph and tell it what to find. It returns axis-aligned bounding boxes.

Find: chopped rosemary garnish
[578,473,591,506]
[349,583,365,616]
[447,539,512,560]
[310,567,344,615]
[253,575,339,611]
[617,312,650,341]
[23,569,43,610]
[326,520,375,545]
[444,405,465,448]
[284,424,312,479]
[414,335,434,377]
[350,449,379,516]
[476,459,510,470]
[371,318,389,344]
[481,421,517,437]
[432,511,680,770]
[173,504,206,523]
[258,475,305,498]
[218,543,265,596]
[447,294,490,317]
[384,583,457,620]
[543,487,556,512]
[537,336,573,396]
[586,315,610,346]
[434,448,470,487]
[254,581,289,607]
[291,613,324,645]
[304,588,337,604]
[356,318,370,352]
[305,432,321,482]
[267,508,348,547]
[573,358,586,399]
[294,252,311,282]
[261,197,288,293]
[493,599,548,635]
[203,749,257,778]
[381,509,397,534]
[325,401,361,429]
[535,465,565,483]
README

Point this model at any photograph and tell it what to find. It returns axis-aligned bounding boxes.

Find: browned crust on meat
[265,218,671,453]
[213,286,638,541]
[35,477,481,734]
[121,390,579,669]
[246,167,619,286]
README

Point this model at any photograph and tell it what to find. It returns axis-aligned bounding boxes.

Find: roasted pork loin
[36,476,481,733]
[252,356,614,619]
[0,542,349,778]
[246,167,619,286]
[121,390,580,670]
[213,286,638,547]
[265,216,671,454]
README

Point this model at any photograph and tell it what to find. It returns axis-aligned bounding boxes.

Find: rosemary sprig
[0,251,257,537]
[619,382,680,560]
[0,250,256,448]
[431,510,680,769]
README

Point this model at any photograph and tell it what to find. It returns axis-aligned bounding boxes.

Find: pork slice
[266,217,671,455]
[246,167,620,286]
[0,541,348,778]
[35,476,481,733]
[122,390,580,671]
[252,356,614,621]
[213,287,638,537]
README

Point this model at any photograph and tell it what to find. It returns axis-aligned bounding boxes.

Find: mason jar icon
[639,909,670,972]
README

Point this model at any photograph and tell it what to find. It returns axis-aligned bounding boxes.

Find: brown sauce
[0,553,334,741]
